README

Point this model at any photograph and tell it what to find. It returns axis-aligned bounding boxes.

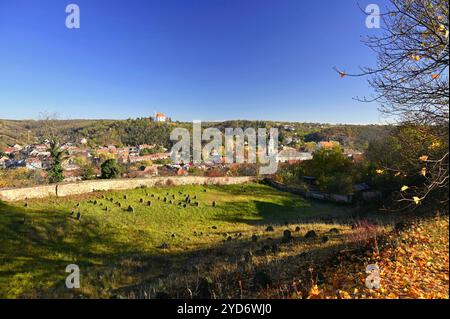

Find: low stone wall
[0,184,57,202]
[0,176,257,202]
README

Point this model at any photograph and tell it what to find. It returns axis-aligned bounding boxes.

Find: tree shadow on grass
[0,200,172,298]
[212,199,356,227]
[113,230,358,299]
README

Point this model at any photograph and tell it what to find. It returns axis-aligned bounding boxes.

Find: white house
[25,158,42,170]
[154,113,167,122]
[13,144,23,151]
[0,156,9,169]
[276,149,313,163]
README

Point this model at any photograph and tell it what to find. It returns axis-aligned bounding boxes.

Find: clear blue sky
[0,0,388,123]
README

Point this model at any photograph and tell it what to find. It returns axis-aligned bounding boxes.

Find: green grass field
[0,182,353,298]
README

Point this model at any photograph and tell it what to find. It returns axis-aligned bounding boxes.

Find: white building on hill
[154,113,167,122]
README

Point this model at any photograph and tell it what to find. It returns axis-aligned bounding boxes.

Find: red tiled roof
[319,141,335,149]
[25,158,41,164]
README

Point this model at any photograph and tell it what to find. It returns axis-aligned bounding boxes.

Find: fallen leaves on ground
[308,216,449,299]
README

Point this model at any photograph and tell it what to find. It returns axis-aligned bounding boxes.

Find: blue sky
[0,0,388,123]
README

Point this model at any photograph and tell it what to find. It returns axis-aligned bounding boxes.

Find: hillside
[0,119,114,148]
[0,118,390,151]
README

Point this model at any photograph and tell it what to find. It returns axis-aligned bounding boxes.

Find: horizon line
[0,116,386,126]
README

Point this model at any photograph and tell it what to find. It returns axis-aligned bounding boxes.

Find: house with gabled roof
[154,113,167,122]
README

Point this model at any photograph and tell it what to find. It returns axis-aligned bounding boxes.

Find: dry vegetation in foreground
[308,214,449,299]
[117,213,449,300]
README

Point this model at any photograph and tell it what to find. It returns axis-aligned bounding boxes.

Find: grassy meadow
[0,182,359,298]
[3,182,444,299]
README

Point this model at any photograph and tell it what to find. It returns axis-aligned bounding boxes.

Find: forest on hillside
[0,118,390,151]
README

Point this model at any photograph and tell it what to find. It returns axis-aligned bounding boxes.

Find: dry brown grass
[117,214,448,300]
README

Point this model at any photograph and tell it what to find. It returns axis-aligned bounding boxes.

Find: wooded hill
[0,118,391,151]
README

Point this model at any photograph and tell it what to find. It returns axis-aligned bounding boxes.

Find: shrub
[205,169,225,177]
[82,165,96,180]
[140,146,165,156]
[188,166,204,176]
[48,162,64,183]
[101,159,121,179]
[0,168,48,188]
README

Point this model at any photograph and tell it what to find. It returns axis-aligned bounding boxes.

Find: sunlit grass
[0,182,352,298]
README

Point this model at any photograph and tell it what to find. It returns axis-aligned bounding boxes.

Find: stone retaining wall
[0,176,257,202]
[0,184,57,202]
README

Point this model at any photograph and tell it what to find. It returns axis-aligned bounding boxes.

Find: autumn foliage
[307,216,449,299]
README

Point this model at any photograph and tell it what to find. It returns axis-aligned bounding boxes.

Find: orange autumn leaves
[431,74,440,80]
[306,216,449,299]
[333,67,346,78]
[408,55,442,80]
[411,54,422,61]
